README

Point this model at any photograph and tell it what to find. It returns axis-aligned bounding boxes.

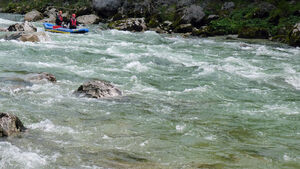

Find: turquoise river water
[0,13,300,169]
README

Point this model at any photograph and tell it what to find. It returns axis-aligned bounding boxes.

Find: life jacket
[58,15,63,22]
[71,18,76,26]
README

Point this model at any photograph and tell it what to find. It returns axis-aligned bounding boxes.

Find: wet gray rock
[27,72,57,83]
[0,112,26,137]
[93,0,123,18]
[182,5,205,27]
[7,21,37,32]
[40,7,58,23]
[75,80,122,99]
[222,2,235,10]
[77,14,100,25]
[289,23,300,47]
[109,18,147,32]
[3,32,51,42]
[24,10,44,22]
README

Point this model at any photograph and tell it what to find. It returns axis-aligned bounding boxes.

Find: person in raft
[69,14,78,29]
[55,11,63,26]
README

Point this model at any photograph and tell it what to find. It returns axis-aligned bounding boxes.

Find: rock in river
[24,10,44,22]
[3,32,51,42]
[77,14,100,25]
[8,21,37,32]
[27,72,57,83]
[75,80,122,99]
[0,112,26,137]
[108,18,147,32]
[289,23,300,47]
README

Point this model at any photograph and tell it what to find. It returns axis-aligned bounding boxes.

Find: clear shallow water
[0,13,300,169]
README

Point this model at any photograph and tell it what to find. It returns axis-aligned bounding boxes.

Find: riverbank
[1,0,300,46]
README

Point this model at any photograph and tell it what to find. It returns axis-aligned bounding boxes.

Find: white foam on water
[22,61,95,76]
[0,142,47,168]
[102,135,111,139]
[264,104,299,115]
[283,66,300,90]
[176,124,186,132]
[221,56,267,79]
[283,154,299,161]
[183,85,209,93]
[204,135,217,141]
[0,18,17,25]
[285,75,300,90]
[140,140,149,147]
[28,119,77,134]
[125,61,148,72]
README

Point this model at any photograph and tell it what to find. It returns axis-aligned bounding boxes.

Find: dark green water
[0,14,300,169]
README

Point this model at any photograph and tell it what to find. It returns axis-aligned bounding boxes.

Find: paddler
[69,14,78,29]
[55,11,63,26]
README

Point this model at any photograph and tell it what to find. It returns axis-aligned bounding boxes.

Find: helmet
[72,14,76,18]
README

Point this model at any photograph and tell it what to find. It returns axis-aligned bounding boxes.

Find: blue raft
[43,23,89,34]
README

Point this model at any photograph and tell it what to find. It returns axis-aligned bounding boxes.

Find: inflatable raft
[43,23,89,34]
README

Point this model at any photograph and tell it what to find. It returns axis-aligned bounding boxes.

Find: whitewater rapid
[0,14,300,169]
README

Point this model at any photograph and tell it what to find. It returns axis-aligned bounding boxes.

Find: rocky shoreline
[1,0,300,47]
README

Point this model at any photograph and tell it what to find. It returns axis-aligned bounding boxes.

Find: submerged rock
[24,10,44,22]
[7,21,37,32]
[77,14,100,25]
[288,23,300,47]
[0,27,7,32]
[3,32,51,42]
[27,72,57,83]
[75,80,122,99]
[109,18,147,32]
[0,112,26,137]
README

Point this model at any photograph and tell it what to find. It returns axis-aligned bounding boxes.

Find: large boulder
[7,21,37,32]
[222,2,235,10]
[3,32,51,42]
[77,14,100,25]
[238,27,269,39]
[24,10,44,22]
[75,80,122,99]
[40,7,58,23]
[181,5,206,27]
[0,112,26,137]
[288,23,300,47]
[92,0,123,18]
[108,18,147,32]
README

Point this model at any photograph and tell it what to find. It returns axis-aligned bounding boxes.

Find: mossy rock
[238,27,269,39]
[270,35,288,43]
[288,23,300,47]
[147,17,159,28]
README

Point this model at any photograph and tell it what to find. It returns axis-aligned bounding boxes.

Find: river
[0,13,300,169]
